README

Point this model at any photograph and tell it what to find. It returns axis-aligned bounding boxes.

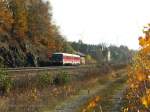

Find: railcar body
[51,53,80,65]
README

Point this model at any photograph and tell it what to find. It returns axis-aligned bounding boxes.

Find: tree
[9,0,28,39]
[0,0,13,33]
[123,24,150,111]
[27,0,52,42]
[0,0,74,67]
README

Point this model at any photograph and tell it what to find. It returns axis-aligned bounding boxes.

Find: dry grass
[80,70,127,112]
[0,64,123,112]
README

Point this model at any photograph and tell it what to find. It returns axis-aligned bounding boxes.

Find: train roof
[52,53,80,57]
[75,52,85,57]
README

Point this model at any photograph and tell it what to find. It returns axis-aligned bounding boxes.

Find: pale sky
[48,0,150,50]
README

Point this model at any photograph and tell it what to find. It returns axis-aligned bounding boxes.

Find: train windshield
[51,54,63,61]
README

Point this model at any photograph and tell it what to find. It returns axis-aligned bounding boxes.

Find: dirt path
[45,84,106,112]
[45,69,127,112]
[110,86,127,112]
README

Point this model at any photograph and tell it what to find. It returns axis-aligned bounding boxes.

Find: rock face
[0,34,49,67]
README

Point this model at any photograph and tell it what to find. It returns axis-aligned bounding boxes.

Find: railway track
[3,65,98,78]
[2,63,126,72]
[5,65,95,72]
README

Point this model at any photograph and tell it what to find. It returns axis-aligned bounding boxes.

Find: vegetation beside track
[80,73,127,112]
[47,68,127,112]
[0,63,124,112]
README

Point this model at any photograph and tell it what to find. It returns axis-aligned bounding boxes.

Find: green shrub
[37,72,53,87]
[0,69,12,93]
[54,71,71,85]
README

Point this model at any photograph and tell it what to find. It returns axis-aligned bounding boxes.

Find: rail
[5,64,96,72]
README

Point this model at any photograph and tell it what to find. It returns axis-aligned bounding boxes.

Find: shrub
[54,71,71,85]
[37,72,53,88]
[0,69,12,94]
[13,75,35,89]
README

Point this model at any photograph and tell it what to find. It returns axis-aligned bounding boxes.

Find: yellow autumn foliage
[82,96,101,112]
[124,24,150,111]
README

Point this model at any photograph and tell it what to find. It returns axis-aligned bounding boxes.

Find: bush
[37,72,53,88]
[54,71,71,85]
[13,75,36,89]
[85,55,97,64]
[0,69,12,94]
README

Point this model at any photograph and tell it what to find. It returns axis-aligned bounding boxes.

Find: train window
[51,54,63,61]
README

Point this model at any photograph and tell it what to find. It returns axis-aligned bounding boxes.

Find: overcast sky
[49,0,150,50]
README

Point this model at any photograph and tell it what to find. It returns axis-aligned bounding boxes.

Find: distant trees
[70,41,107,63]
[63,42,74,53]
[109,45,131,64]
[85,54,96,64]
[70,41,133,64]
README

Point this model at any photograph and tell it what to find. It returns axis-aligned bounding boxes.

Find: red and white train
[50,53,81,65]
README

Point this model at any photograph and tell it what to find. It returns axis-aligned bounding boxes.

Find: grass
[0,65,127,112]
[0,69,104,112]
[98,76,127,112]
[80,70,127,112]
